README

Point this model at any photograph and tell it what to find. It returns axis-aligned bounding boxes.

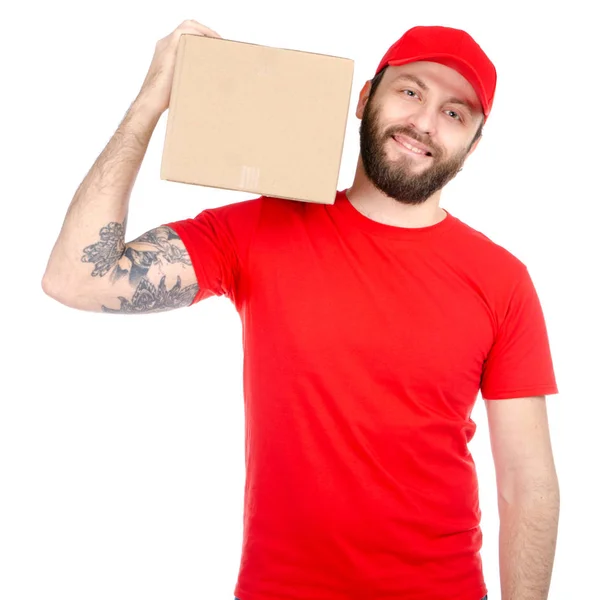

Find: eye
[401,89,419,99]
[445,109,463,122]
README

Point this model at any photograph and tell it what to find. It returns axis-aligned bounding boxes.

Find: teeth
[395,137,427,155]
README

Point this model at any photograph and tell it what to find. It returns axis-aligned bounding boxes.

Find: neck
[346,158,446,228]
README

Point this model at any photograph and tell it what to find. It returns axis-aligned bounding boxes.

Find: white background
[1,1,597,598]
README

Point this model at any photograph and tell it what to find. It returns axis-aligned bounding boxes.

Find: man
[42,20,560,600]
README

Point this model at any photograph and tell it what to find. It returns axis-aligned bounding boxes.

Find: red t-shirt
[164,189,558,600]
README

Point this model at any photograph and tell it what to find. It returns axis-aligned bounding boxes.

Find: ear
[356,80,372,119]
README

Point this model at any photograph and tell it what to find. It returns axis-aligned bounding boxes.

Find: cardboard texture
[160,34,354,204]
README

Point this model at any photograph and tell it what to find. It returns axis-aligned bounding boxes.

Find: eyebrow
[391,73,477,117]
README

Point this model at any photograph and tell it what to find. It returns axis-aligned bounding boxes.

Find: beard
[359,96,473,205]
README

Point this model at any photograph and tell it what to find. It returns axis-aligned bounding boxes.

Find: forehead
[385,61,482,113]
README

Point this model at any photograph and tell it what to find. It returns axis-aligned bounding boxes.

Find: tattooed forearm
[81,224,192,286]
[101,275,199,314]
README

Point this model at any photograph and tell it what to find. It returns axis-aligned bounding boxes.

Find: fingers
[180,19,222,39]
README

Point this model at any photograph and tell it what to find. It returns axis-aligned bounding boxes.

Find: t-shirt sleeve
[162,197,262,308]
[480,266,559,400]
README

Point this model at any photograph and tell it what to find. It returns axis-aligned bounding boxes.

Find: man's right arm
[42,20,223,313]
[40,95,195,314]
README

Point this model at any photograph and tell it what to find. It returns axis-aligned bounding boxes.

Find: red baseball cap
[374,26,497,121]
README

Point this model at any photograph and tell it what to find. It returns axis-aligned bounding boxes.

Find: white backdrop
[1,0,597,598]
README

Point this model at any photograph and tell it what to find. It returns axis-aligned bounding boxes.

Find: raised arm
[42,20,222,314]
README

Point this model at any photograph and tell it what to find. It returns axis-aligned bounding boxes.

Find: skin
[346,60,485,228]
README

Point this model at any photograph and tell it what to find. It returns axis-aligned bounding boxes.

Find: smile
[392,135,432,157]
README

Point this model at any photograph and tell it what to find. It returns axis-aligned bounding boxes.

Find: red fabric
[164,189,558,600]
[374,26,497,119]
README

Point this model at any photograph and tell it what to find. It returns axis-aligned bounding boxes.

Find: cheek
[381,106,413,129]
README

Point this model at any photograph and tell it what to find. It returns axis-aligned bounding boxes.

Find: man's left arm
[484,395,560,600]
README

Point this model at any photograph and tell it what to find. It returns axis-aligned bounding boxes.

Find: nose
[407,103,438,137]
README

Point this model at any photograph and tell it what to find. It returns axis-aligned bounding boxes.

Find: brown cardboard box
[160,34,354,204]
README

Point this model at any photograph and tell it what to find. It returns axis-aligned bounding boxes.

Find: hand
[137,19,222,115]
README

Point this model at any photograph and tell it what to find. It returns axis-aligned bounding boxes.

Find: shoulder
[449,212,528,275]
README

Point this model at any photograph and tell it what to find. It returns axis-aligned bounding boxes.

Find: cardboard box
[160,34,354,204]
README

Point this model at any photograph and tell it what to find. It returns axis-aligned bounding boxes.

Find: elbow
[497,470,560,508]
[41,274,102,313]
[41,275,75,308]
[41,274,58,299]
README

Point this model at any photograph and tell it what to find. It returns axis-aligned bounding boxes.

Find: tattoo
[101,275,199,314]
[82,223,192,286]
[81,222,125,277]
[136,227,192,265]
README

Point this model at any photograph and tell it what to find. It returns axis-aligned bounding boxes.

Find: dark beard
[359,97,471,205]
